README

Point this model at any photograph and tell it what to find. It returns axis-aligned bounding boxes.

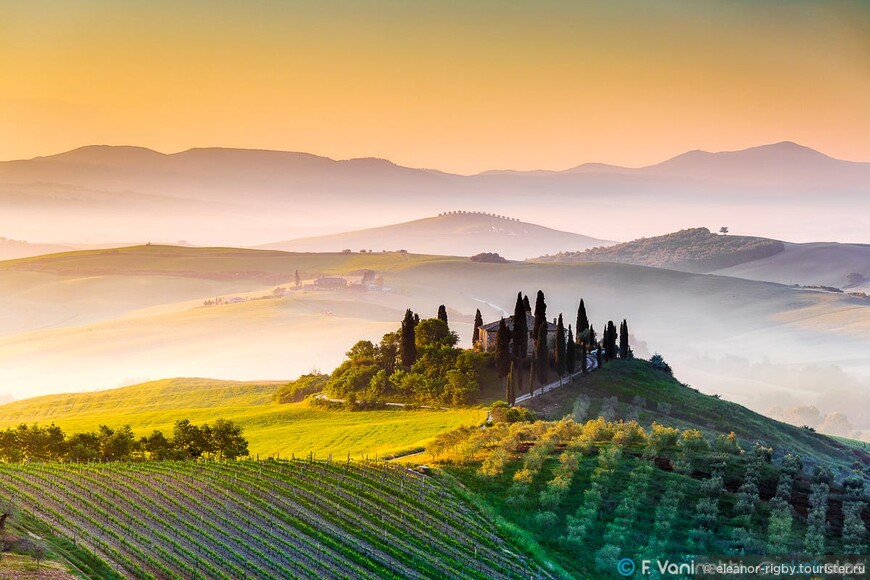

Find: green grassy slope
[0,378,485,459]
[522,360,866,473]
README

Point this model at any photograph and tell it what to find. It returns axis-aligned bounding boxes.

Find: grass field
[0,378,486,459]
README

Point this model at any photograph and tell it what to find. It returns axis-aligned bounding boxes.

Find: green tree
[173,419,208,459]
[472,308,483,347]
[415,318,457,349]
[580,342,588,374]
[141,430,174,460]
[495,318,512,379]
[555,314,567,379]
[532,290,547,341]
[400,308,418,367]
[619,319,631,358]
[587,324,596,350]
[566,325,576,374]
[209,418,249,460]
[511,292,528,393]
[576,298,589,343]
[437,304,448,325]
[534,320,549,387]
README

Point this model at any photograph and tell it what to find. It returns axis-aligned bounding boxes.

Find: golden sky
[1,0,868,173]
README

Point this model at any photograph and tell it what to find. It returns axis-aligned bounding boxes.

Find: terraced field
[0,459,545,579]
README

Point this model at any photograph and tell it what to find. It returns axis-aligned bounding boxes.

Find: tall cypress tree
[566,325,576,374]
[606,320,617,362]
[555,314,567,379]
[506,361,515,405]
[472,309,484,347]
[400,309,417,367]
[495,318,511,381]
[437,304,448,325]
[576,299,589,343]
[522,295,531,312]
[619,319,631,358]
[532,290,547,340]
[511,292,528,392]
[587,324,596,350]
[580,341,588,374]
[534,319,549,388]
[596,342,603,370]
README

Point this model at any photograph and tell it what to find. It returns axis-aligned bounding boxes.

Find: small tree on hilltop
[719,226,729,236]
[619,319,631,359]
[472,308,483,347]
[437,304,448,325]
[532,290,547,341]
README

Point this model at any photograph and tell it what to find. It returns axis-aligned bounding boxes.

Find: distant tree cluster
[470,252,508,263]
[534,227,785,272]
[326,306,484,405]
[273,373,329,403]
[439,211,519,221]
[0,419,249,463]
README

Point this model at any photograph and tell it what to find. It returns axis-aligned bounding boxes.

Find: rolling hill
[534,227,870,290]
[259,212,614,260]
[0,377,485,460]
[0,244,868,429]
[0,459,547,579]
[2,142,869,245]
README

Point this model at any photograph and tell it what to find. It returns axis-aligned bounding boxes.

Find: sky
[1,0,868,174]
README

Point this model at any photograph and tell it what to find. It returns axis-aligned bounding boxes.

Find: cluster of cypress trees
[484,291,632,405]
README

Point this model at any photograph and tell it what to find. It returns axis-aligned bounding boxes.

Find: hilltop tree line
[0,419,249,463]
[481,291,632,405]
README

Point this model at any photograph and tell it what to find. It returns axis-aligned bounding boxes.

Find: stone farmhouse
[479,313,559,353]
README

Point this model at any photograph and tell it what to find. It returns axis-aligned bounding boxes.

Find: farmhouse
[479,313,559,353]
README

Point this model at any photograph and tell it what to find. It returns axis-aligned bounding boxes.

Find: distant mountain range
[259,212,614,260]
[1,141,868,246]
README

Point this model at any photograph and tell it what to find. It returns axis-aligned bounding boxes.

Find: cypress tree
[619,319,630,359]
[532,290,547,340]
[566,325,576,374]
[523,294,531,312]
[535,319,549,387]
[596,342,603,370]
[511,292,528,392]
[576,299,589,342]
[580,341,588,374]
[437,304,448,325]
[472,309,483,346]
[606,320,617,361]
[506,361,515,405]
[587,324,596,350]
[400,309,417,367]
[555,314,567,379]
[495,318,512,381]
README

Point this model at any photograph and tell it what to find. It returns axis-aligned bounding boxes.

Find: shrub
[678,429,709,453]
[649,353,672,374]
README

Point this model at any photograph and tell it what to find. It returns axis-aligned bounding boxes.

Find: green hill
[430,361,870,576]
[0,378,485,460]
[534,227,785,273]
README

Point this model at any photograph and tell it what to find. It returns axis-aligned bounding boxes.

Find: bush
[273,373,329,403]
[678,429,709,453]
[714,432,743,455]
[649,353,672,374]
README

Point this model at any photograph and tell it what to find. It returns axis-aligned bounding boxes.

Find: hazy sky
[2,0,868,173]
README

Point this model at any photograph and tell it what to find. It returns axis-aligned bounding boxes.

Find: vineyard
[436,417,870,576]
[0,459,548,579]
